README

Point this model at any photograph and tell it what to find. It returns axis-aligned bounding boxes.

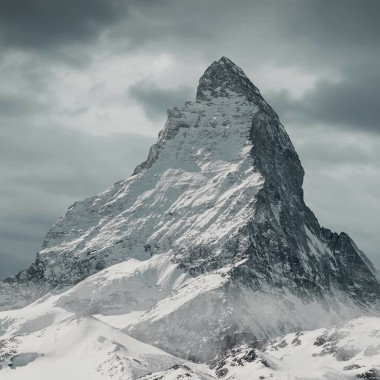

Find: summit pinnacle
[196,56,260,100]
[197,57,277,118]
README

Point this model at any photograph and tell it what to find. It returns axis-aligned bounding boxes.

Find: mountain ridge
[1,57,379,362]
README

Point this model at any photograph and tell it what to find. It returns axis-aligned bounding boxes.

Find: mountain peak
[196,56,261,102]
[1,56,379,365]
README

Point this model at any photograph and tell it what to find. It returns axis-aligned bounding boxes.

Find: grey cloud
[0,124,154,198]
[0,0,128,53]
[297,138,372,166]
[107,0,380,73]
[267,63,380,133]
[279,0,380,52]
[0,0,378,70]
[0,94,48,117]
[129,81,193,120]
[110,1,276,61]
[1,0,379,72]
[0,239,42,281]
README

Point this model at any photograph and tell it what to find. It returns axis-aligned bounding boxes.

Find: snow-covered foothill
[214,316,380,380]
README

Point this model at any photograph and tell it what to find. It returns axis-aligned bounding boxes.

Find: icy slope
[214,316,380,380]
[56,256,377,362]
[1,57,379,361]
[0,316,214,380]
[1,274,379,379]
[0,254,373,364]
[0,296,214,380]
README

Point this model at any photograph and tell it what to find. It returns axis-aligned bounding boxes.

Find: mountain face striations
[0,57,379,368]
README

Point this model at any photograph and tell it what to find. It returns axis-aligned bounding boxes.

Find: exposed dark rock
[357,368,380,380]
[344,364,362,371]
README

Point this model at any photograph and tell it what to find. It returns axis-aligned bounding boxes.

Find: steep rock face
[1,57,379,361]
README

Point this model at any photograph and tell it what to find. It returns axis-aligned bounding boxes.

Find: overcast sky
[1,0,379,279]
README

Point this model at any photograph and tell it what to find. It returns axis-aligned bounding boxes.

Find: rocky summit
[0,57,379,378]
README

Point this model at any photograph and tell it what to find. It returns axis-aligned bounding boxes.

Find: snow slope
[0,293,215,379]
[1,254,376,366]
[0,315,213,380]
[214,316,380,380]
[1,293,379,380]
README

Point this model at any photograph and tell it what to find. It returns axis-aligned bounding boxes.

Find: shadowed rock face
[197,57,261,100]
[196,56,278,118]
[1,57,379,361]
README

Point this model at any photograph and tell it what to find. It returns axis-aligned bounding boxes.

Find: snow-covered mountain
[1,57,380,375]
[1,295,379,379]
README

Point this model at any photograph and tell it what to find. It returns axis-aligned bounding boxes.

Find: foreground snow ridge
[1,57,380,378]
[1,300,380,379]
